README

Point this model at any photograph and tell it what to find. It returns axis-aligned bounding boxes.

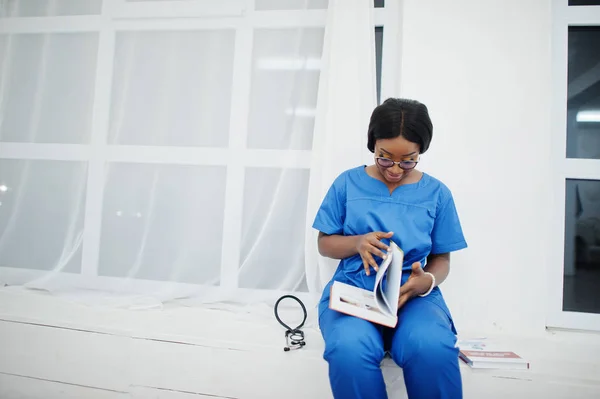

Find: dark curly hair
[367,98,433,154]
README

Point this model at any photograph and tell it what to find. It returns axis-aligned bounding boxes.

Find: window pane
[98,163,226,285]
[567,26,600,160]
[247,28,324,150]
[0,160,86,272]
[569,0,600,5]
[0,33,99,144]
[374,0,385,7]
[239,168,309,291]
[255,0,328,10]
[109,31,234,147]
[563,179,600,314]
[1,0,102,17]
[375,26,383,104]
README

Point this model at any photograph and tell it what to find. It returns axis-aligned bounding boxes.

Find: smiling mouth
[386,171,403,181]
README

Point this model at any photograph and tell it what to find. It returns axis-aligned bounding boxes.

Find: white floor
[1,287,600,399]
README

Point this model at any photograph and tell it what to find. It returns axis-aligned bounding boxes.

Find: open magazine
[329,241,403,327]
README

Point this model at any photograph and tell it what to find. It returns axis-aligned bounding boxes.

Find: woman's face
[374,136,420,184]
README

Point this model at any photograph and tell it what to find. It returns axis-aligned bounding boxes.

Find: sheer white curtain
[306,0,377,295]
[0,0,377,311]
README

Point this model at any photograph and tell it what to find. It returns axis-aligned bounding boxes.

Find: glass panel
[0,160,86,272]
[239,168,309,291]
[567,27,600,160]
[98,163,226,284]
[569,0,600,5]
[0,33,99,144]
[1,0,102,17]
[563,179,600,314]
[375,26,383,104]
[374,0,385,7]
[255,0,328,10]
[109,30,235,147]
[247,28,324,150]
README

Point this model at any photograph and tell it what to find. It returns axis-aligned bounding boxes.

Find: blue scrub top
[313,166,467,317]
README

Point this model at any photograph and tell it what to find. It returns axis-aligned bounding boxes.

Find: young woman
[313,98,467,399]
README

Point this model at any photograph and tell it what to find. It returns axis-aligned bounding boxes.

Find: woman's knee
[391,327,458,368]
[324,329,385,370]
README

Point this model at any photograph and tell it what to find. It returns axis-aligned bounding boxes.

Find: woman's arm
[397,253,451,308]
[318,231,394,276]
[317,232,361,259]
[424,252,450,287]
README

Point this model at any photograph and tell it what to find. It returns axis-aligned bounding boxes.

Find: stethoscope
[274,295,307,352]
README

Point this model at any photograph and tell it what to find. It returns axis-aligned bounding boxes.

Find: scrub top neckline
[360,165,427,195]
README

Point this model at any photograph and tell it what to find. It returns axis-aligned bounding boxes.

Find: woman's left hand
[397,262,433,308]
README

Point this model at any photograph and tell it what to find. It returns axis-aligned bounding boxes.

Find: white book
[329,242,404,328]
[457,339,530,370]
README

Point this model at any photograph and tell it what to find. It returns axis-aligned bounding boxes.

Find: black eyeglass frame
[375,157,419,170]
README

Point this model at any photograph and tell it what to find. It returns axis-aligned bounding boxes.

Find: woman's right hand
[355,231,394,276]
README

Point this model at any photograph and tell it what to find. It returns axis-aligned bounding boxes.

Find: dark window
[563,179,600,314]
[566,26,600,160]
[569,1,600,5]
[375,26,383,104]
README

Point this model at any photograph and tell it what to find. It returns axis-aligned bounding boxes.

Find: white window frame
[0,0,402,298]
[548,0,600,331]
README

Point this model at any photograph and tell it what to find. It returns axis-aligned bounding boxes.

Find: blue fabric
[313,166,467,318]
[319,287,462,399]
[313,166,467,399]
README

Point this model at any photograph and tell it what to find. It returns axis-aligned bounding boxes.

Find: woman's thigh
[389,288,457,362]
[319,306,386,366]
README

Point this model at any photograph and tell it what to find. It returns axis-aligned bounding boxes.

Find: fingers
[371,239,390,251]
[360,251,379,276]
[361,252,378,275]
[365,252,378,273]
[359,231,395,277]
[370,246,387,260]
[373,231,393,239]
[411,262,423,274]
[369,234,390,251]
[365,236,388,256]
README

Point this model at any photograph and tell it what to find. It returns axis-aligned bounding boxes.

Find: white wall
[397,0,553,335]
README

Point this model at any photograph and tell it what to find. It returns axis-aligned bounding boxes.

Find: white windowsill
[1,286,600,398]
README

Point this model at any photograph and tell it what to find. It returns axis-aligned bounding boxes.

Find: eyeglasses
[375,157,419,170]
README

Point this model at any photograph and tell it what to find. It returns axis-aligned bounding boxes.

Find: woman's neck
[365,164,423,191]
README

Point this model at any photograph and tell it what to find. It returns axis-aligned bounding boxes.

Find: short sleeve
[430,190,467,254]
[312,174,346,235]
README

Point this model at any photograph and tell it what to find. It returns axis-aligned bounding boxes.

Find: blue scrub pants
[319,287,462,399]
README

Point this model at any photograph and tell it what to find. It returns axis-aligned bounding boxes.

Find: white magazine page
[334,282,387,318]
[383,242,403,316]
[373,248,392,293]
[373,246,393,314]
[375,280,392,316]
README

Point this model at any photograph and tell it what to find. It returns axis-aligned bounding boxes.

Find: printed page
[330,281,396,327]
[335,282,379,311]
